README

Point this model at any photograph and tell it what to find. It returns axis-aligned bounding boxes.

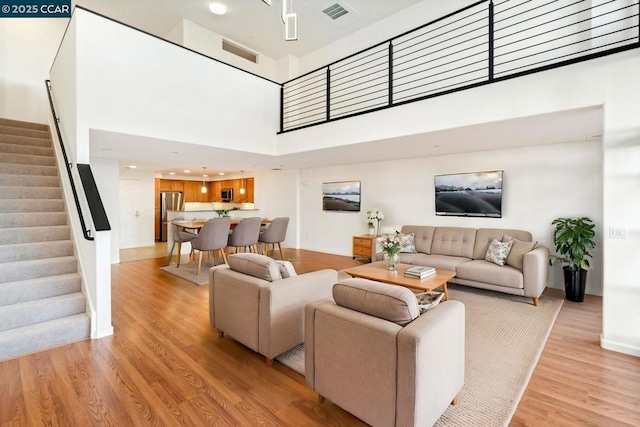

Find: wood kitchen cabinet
[159,179,172,192]
[183,180,199,202]
[211,181,222,202]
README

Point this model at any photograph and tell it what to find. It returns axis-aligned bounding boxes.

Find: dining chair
[166,223,197,267]
[189,217,232,275]
[258,217,289,260]
[227,217,262,254]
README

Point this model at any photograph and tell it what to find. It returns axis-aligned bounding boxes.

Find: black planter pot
[563,266,587,302]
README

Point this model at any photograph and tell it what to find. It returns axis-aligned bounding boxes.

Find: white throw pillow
[399,233,417,253]
[485,239,514,266]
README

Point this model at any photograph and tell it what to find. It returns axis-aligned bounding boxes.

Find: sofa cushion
[401,225,435,254]
[333,278,419,326]
[227,253,281,282]
[402,253,471,272]
[503,235,538,271]
[456,260,524,289]
[430,227,477,258]
[485,239,514,266]
[473,228,532,260]
[399,232,417,253]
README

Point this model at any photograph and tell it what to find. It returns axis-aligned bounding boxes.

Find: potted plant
[550,217,596,302]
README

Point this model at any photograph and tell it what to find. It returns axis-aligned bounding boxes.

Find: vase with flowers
[379,232,401,271]
[366,210,385,235]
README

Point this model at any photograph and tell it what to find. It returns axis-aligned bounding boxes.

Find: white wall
[66,8,280,164]
[265,140,603,295]
[0,18,68,123]
[90,158,120,263]
[181,20,278,82]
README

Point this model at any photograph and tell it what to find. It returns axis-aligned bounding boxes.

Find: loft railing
[45,80,111,240]
[280,0,640,133]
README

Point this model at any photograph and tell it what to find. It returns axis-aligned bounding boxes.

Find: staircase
[0,117,90,360]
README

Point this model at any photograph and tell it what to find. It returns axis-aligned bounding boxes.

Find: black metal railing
[45,80,111,240]
[281,0,640,132]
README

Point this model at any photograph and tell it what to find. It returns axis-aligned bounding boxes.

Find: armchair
[209,253,338,365]
[305,278,465,427]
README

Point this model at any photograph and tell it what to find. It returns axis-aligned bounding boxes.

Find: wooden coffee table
[344,261,456,300]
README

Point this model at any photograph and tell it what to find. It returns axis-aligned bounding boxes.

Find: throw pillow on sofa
[503,235,538,271]
[485,239,514,266]
[275,260,297,278]
[399,232,417,253]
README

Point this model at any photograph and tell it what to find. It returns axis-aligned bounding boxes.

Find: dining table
[171,217,271,232]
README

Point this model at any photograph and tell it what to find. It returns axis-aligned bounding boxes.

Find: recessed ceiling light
[169,172,175,175]
[203,174,208,177]
[184,169,190,173]
[127,165,136,169]
[209,3,227,15]
[218,172,225,176]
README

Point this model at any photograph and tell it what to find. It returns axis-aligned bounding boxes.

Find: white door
[119,179,140,249]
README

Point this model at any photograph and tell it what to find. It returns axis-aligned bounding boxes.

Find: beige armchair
[209,253,338,365]
[305,278,465,427]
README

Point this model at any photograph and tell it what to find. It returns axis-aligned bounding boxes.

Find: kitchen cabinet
[236,177,254,203]
[159,179,172,192]
[183,180,199,202]
[170,180,184,192]
[211,181,222,202]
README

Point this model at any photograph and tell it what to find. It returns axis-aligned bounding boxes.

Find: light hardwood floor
[1,249,638,426]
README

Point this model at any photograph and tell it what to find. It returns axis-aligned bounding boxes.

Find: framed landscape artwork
[322,181,361,212]
[435,171,503,217]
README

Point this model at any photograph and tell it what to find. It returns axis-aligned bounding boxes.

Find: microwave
[221,188,234,202]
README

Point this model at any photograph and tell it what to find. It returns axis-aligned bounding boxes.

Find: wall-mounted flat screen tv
[435,171,503,218]
[322,181,361,212]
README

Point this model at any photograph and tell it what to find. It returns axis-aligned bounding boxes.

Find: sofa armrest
[304,298,334,391]
[396,301,465,427]
[209,264,231,327]
[522,246,549,298]
[259,269,338,358]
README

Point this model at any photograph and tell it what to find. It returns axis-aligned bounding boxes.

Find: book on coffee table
[404,266,436,279]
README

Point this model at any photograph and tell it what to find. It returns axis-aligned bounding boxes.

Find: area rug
[159,262,215,286]
[276,284,563,427]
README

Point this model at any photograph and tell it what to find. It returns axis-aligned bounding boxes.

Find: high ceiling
[72,0,603,177]
[74,0,424,60]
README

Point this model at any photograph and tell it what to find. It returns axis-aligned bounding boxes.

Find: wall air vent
[222,40,258,64]
[323,3,349,20]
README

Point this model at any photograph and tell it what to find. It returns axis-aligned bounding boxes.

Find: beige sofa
[306,278,465,427]
[379,225,548,305]
[209,253,338,364]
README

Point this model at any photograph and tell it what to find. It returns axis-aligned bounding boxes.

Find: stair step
[0,313,90,360]
[0,186,62,199]
[0,174,60,187]
[0,240,74,263]
[0,273,81,307]
[0,152,55,167]
[0,124,51,139]
[0,256,76,284]
[0,199,64,213]
[0,142,53,158]
[0,212,67,228]
[0,118,48,132]
[0,163,58,177]
[0,225,70,245]
[0,133,51,149]
[0,293,86,333]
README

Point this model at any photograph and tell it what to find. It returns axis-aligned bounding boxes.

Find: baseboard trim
[600,335,640,357]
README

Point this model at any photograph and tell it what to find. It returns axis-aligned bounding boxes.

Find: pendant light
[201,167,208,193]
[239,170,246,195]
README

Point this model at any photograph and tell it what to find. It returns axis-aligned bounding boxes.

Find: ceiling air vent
[323,3,349,20]
[222,40,258,64]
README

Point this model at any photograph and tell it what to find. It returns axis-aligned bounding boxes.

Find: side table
[352,235,378,262]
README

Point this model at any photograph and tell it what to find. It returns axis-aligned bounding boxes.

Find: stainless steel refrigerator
[159,191,185,242]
